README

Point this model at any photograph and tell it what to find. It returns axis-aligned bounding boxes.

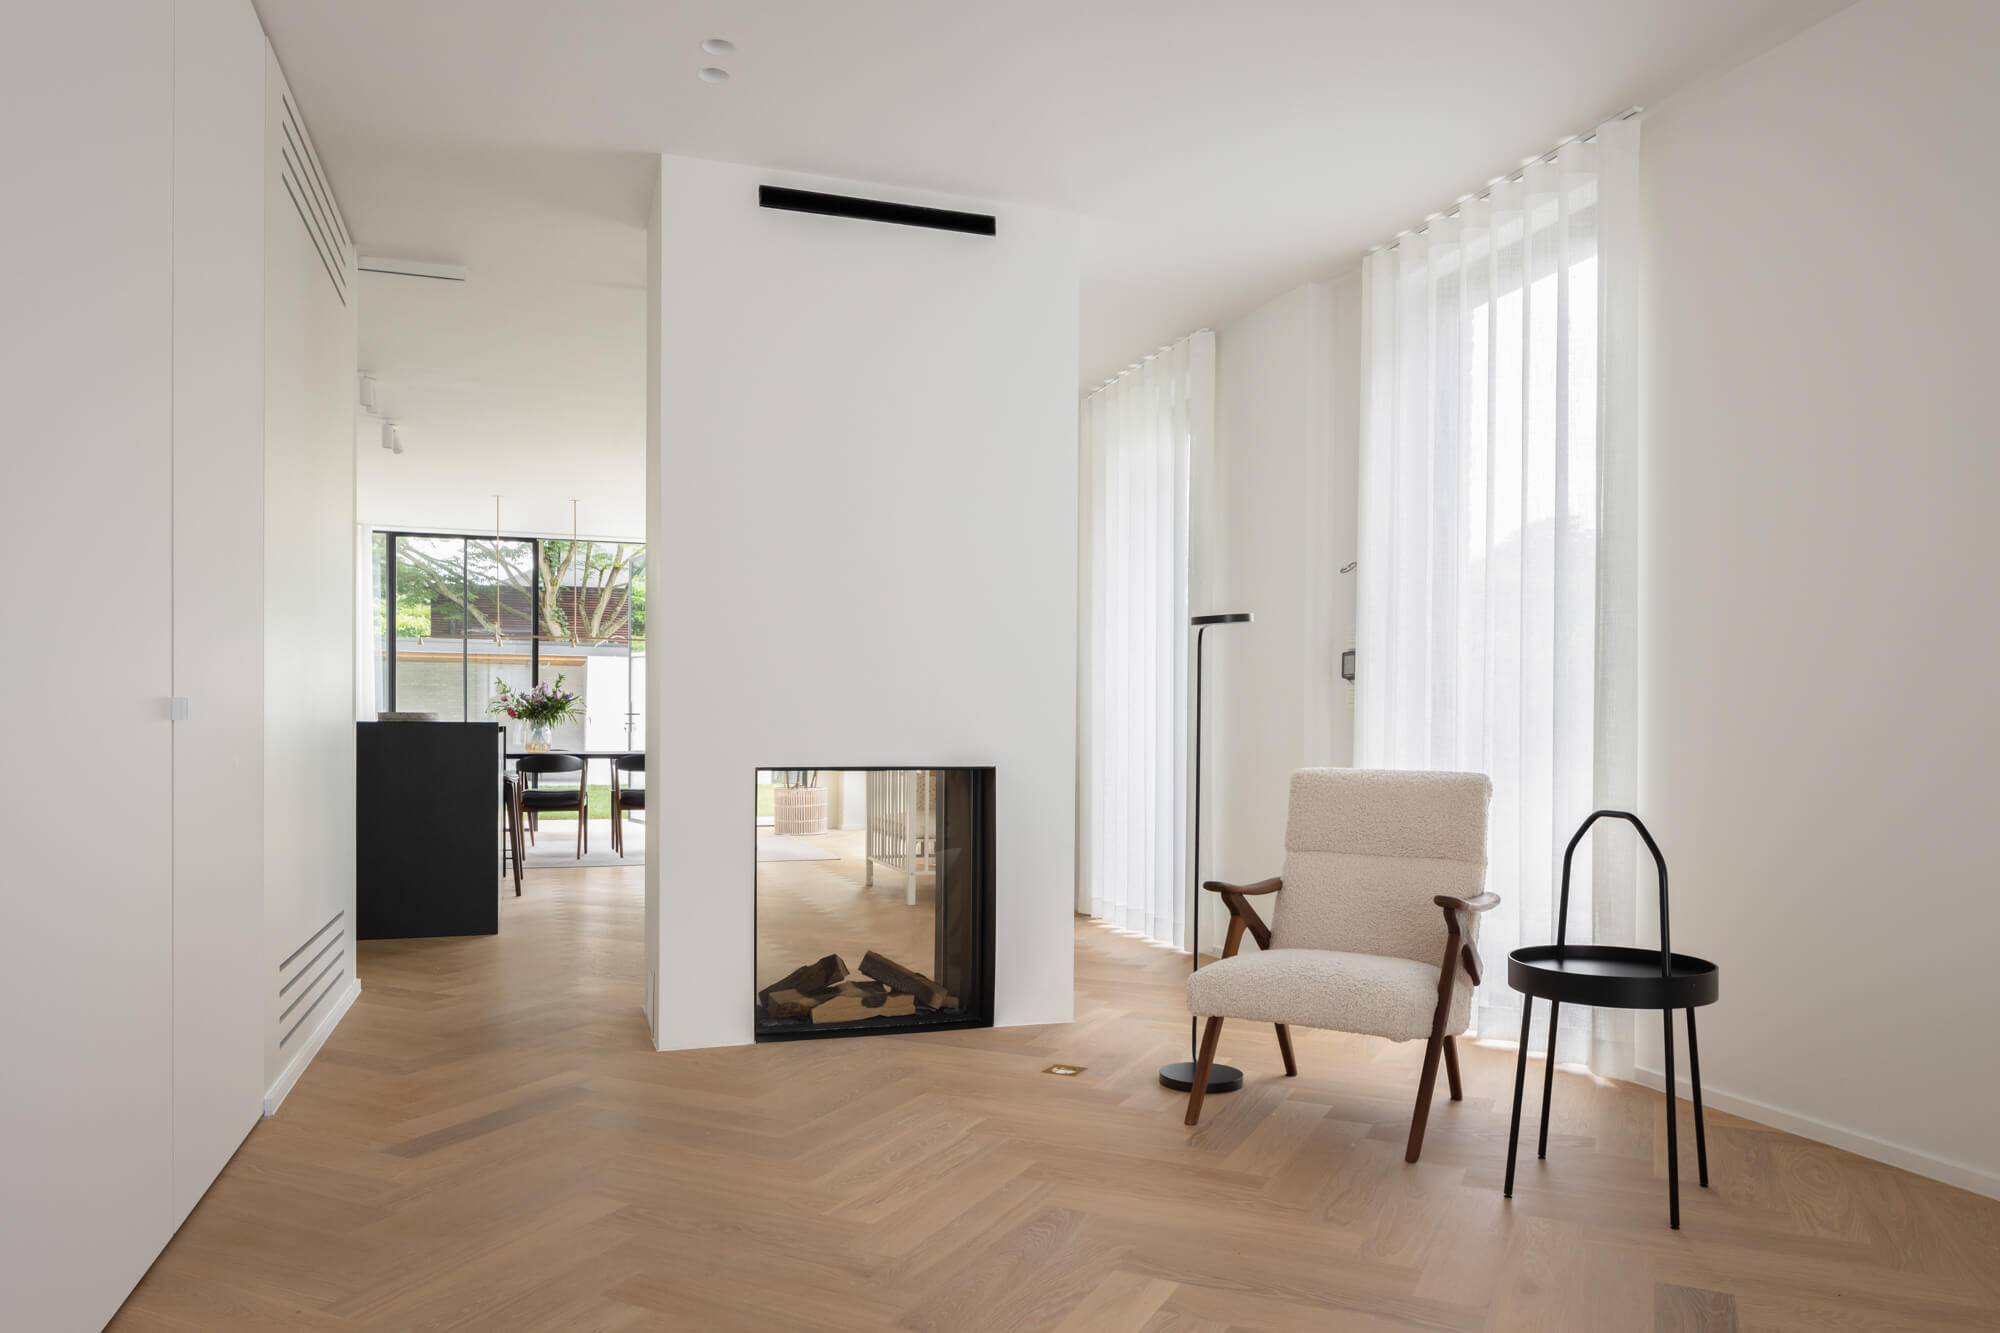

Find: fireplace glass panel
[754,768,994,1038]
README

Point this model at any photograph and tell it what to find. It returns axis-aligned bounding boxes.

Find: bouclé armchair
[1183,768,1495,1163]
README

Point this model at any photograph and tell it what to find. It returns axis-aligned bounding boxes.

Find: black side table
[1502,810,1719,1229]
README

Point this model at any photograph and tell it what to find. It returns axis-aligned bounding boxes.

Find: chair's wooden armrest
[1203,880,1278,954]
[1433,893,1497,983]
[1204,877,1282,896]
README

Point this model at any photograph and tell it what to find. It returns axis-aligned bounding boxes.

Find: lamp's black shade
[1191,613,1252,625]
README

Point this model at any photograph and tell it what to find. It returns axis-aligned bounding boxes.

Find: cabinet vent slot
[278,930,344,996]
[279,910,344,971]
[279,956,346,1047]
[277,910,349,1049]
[278,95,351,305]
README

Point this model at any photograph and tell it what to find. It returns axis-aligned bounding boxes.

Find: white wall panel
[647,158,1080,1048]
[1639,0,2000,1196]
[1206,272,1362,908]
[262,46,360,1094]
[0,5,177,1327]
[171,0,270,1225]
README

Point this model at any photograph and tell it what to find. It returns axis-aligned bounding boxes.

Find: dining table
[505,748,644,784]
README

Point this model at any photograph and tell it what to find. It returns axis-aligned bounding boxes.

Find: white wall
[1203,273,1362,908]
[262,48,360,1101]
[1638,0,2000,1196]
[648,156,1080,1049]
[1,8,178,1326]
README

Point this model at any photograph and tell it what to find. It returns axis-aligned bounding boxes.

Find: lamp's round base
[1158,1061,1244,1094]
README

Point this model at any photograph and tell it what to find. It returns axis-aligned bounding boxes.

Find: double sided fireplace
[754,767,995,1040]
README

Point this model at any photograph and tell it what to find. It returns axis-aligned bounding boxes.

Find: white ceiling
[261,0,1847,534]
[346,148,653,538]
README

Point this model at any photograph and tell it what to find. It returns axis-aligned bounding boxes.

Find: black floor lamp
[1160,612,1253,1094]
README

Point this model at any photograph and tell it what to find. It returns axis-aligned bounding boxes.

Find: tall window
[1077,331,1211,950]
[374,531,647,749]
[1355,119,1640,1073]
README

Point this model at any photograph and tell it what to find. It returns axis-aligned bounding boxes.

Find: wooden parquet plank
[1655,1283,1738,1333]
[104,859,2000,1332]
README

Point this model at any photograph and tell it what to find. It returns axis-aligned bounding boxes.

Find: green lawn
[757,782,774,817]
[525,784,614,820]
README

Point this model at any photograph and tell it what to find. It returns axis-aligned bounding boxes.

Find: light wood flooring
[109,865,2000,1331]
[756,827,937,994]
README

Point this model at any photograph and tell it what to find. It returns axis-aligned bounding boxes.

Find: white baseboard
[263,977,360,1117]
[1634,1064,2000,1202]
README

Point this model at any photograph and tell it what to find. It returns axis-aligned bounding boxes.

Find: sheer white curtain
[1356,118,1640,1074]
[1078,331,1214,950]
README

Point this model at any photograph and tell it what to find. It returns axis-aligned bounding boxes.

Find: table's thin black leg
[1687,1007,1709,1188]
[1663,1007,1680,1229]
[1503,998,1534,1199]
[1537,999,1561,1159]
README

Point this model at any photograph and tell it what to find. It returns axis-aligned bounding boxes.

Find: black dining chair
[502,774,524,896]
[513,752,590,863]
[611,753,644,857]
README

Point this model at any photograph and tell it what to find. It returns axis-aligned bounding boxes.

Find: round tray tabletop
[1508,945,1719,1010]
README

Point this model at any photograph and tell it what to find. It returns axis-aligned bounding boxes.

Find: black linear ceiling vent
[758,185,997,236]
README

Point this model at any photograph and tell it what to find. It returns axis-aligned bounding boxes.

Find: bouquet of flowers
[488,675,584,728]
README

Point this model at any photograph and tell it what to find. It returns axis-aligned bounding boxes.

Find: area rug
[520,817,643,870]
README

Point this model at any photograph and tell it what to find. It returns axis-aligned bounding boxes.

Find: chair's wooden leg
[1274,1024,1298,1077]
[1184,1017,1225,1126]
[510,792,525,896]
[1443,1034,1463,1101]
[502,790,513,889]
[1406,1024,1448,1163]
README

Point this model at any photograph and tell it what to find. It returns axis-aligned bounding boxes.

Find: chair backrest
[614,753,644,773]
[516,752,585,781]
[1270,769,1491,966]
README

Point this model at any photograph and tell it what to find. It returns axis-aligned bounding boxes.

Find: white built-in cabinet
[0,3,356,1328]
[260,41,361,1113]
[172,0,272,1231]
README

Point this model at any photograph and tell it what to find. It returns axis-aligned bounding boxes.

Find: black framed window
[377,530,646,749]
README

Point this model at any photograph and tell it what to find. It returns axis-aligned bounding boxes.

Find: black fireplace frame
[752,765,996,1042]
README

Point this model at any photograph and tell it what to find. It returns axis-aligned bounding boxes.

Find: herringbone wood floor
[110,863,2000,1331]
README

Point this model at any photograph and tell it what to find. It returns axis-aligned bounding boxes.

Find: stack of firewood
[758,951,956,1025]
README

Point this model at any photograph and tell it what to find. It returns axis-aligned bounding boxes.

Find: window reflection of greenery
[378,537,642,647]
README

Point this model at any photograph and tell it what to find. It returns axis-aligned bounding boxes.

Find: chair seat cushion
[518,788,585,811]
[616,789,644,809]
[1186,947,1470,1044]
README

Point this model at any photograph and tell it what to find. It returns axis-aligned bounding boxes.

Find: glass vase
[523,719,553,753]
